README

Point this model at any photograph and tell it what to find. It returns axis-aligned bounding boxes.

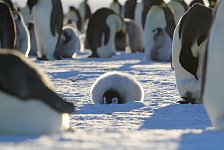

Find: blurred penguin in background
[110,0,123,16]
[144,4,175,61]
[86,8,126,58]
[13,11,31,57]
[189,0,205,7]
[65,6,82,32]
[124,0,137,19]
[27,0,63,60]
[208,0,217,8]
[142,0,164,29]
[27,22,37,56]
[0,1,16,49]
[79,0,91,24]
[168,0,188,25]
[57,24,83,58]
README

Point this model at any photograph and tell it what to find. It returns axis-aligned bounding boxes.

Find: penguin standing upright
[91,71,144,104]
[202,1,224,130]
[13,11,31,57]
[110,0,123,16]
[0,1,16,49]
[172,4,213,104]
[27,22,37,56]
[168,0,188,25]
[27,0,63,60]
[0,49,75,135]
[124,0,137,19]
[86,8,126,58]
[65,6,82,32]
[78,0,91,23]
[144,4,175,61]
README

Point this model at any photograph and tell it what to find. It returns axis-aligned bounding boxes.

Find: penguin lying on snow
[0,1,16,49]
[27,0,63,60]
[0,49,75,135]
[13,11,31,57]
[144,4,175,61]
[202,1,224,130]
[86,8,126,58]
[57,24,82,58]
[172,4,213,104]
[91,71,144,104]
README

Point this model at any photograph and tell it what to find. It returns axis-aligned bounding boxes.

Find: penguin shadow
[139,104,211,130]
[177,130,224,150]
[76,101,146,115]
[0,135,39,143]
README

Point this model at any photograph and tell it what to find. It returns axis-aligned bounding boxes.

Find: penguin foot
[178,97,197,104]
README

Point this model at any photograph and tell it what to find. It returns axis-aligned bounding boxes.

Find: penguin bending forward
[144,4,175,61]
[91,71,144,104]
[172,4,213,104]
[0,1,16,49]
[27,0,63,60]
[202,1,224,130]
[0,49,74,135]
[86,8,126,58]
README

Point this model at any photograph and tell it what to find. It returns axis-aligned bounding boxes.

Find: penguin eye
[152,28,158,35]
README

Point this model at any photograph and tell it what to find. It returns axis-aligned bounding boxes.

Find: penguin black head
[27,0,38,14]
[189,0,204,7]
[103,89,125,104]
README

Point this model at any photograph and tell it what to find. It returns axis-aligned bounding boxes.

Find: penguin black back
[0,2,16,49]
[142,0,164,29]
[179,4,213,80]
[124,0,137,19]
[0,50,74,113]
[86,8,115,57]
[162,5,176,40]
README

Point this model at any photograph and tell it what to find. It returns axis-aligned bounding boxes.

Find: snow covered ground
[1,51,224,149]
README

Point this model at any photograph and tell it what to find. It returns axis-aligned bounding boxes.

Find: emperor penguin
[0,1,16,49]
[172,4,213,104]
[27,0,63,60]
[57,24,82,58]
[167,0,188,25]
[91,71,144,104]
[13,11,31,57]
[144,4,175,61]
[78,0,91,23]
[0,49,75,135]
[189,0,205,7]
[27,22,37,56]
[202,1,224,130]
[65,6,82,32]
[124,0,137,19]
[134,0,144,30]
[124,18,144,53]
[142,0,164,29]
[110,0,123,16]
[86,8,126,58]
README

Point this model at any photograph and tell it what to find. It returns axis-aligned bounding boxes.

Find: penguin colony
[0,0,223,134]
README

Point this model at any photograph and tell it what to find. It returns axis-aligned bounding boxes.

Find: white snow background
[1,0,224,150]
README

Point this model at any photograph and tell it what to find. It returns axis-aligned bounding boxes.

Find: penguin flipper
[0,50,75,113]
[51,0,63,36]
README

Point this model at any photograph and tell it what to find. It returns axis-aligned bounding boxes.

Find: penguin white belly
[33,5,58,60]
[144,6,166,60]
[0,91,70,135]
[134,2,143,30]
[203,5,224,129]
[168,1,186,25]
[172,20,200,100]
[96,15,118,58]
[91,72,144,104]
